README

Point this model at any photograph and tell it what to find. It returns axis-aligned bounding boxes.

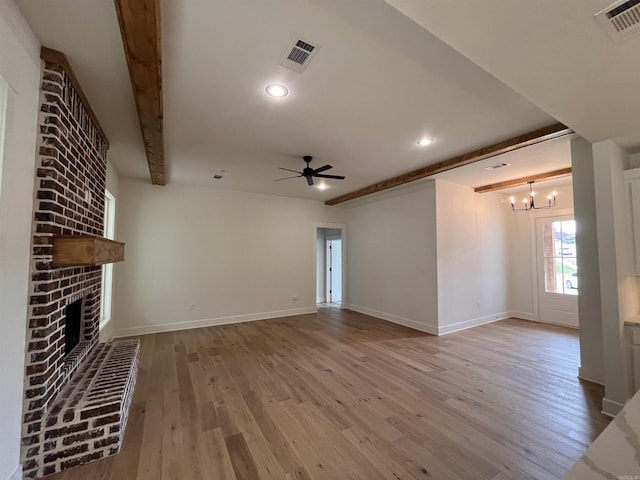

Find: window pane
[542,223,555,258]
[562,258,578,295]
[553,221,564,257]
[100,190,116,330]
[544,256,561,293]
[543,219,578,295]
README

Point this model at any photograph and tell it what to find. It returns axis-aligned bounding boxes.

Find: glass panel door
[536,216,578,327]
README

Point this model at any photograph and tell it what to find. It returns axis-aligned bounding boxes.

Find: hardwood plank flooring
[47,307,610,480]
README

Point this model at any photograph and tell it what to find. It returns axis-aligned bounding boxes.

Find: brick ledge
[24,340,140,479]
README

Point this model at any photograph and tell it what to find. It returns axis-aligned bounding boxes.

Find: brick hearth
[39,341,139,477]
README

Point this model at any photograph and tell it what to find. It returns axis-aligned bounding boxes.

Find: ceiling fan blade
[314,174,345,180]
[279,167,303,174]
[274,175,302,181]
[313,164,333,174]
[306,175,314,186]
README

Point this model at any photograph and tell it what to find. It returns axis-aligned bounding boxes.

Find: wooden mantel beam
[325,123,572,206]
[114,0,165,185]
[474,167,572,193]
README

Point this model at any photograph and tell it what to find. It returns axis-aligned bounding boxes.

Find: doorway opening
[316,226,345,306]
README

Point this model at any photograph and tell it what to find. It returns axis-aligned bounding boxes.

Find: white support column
[570,137,604,385]
[593,140,637,415]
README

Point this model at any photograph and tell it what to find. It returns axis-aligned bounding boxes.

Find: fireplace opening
[64,299,84,355]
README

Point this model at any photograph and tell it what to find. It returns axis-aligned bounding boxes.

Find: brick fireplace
[21,48,138,479]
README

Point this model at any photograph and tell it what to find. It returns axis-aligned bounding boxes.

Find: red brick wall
[22,56,109,476]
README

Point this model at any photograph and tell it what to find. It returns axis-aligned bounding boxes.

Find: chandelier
[510,181,556,212]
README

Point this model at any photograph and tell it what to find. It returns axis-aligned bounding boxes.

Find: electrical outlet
[292,295,298,302]
[476,301,481,308]
[189,304,196,311]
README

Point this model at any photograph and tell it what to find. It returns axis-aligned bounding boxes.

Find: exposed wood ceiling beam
[114,0,165,185]
[40,47,110,148]
[325,123,572,206]
[474,167,572,193]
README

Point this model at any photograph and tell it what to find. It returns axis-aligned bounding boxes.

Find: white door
[327,239,342,303]
[536,216,578,327]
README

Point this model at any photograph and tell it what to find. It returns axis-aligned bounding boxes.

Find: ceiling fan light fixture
[417,137,433,146]
[274,155,345,186]
[265,83,289,98]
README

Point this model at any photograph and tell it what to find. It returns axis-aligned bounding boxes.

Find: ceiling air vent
[484,163,511,171]
[279,37,320,73]
[595,0,640,42]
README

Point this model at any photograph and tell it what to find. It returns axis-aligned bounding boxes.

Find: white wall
[436,181,510,334]
[112,179,346,336]
[105,161,120,200]
[506,200,536,319]
[593,140,638,414]
[506,183,574,321]
[571,138,605,384]
[345,179,517,335]
[345,181,439,334]
[0,2,41,479]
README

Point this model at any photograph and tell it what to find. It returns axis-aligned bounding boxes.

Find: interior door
[327,239,342,303]
[536,216,578,327]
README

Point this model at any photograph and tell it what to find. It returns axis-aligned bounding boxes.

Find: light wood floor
[48,307,610,480]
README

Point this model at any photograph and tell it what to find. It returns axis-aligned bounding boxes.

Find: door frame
[527,208,574,323]
[315,223,347,309]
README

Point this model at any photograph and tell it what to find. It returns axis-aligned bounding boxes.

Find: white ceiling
[16,0,600,201]
[385,0,640,154]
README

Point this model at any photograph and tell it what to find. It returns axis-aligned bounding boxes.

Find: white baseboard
[8,464,22,480]
[578,366,605,385]
[344,305,515,336]
[602,397,625,417]
[316,297,326,304]
[345,304,438,335]
[437,312,510,335]
[508,311,537,321]
[508,312,579,329]
[113,307,317,338]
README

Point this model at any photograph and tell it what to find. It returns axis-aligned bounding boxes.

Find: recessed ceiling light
[417,137,433,146]
[316,183,329,190]
[265,83,289,98]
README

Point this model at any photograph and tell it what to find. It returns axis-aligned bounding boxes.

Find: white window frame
[0,75,9,196]
[100,190,116,330]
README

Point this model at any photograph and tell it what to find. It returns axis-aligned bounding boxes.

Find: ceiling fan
[275,155,345,186]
